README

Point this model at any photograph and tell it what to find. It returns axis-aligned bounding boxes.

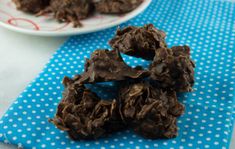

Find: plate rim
[0,0,152,36]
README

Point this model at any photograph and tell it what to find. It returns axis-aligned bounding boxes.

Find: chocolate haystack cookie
[38,0,94,27]
[150,46,195,92]
[118,81,184,139]
[109,24,167,60]
[95,0,143,14]
[12,0,50,13]
[50,76,124,140]
[77,49,149,84]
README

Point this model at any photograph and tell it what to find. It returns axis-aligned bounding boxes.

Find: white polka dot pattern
[1,0,235,148]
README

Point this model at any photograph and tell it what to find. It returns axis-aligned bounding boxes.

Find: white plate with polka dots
[0,0,151,36]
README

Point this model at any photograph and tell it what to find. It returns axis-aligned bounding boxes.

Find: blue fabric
[1,0,235,148]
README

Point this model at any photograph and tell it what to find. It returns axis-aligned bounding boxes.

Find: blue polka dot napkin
[1,0,235,148]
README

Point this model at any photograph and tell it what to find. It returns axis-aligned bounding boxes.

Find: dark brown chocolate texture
[50,25,195,140]
[12,0,50,13]
[38,0,94,27]
[95,0,143,14]
[118,81,184,139]
[77,49,149,84]
[109,24,167,60]
[13,0,143,27]
[150,46,195,92]
[50,76,124,140]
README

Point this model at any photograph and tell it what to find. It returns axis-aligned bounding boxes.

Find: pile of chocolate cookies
[50,24,195,140]
[13,0,143,27]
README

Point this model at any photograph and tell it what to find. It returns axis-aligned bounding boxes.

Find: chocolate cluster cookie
[78,49,149,84]
[37,0,94,27]
[118,81,184,139]
[95,0,143,14]
[150,46,195,92]
[12,0,50,13]
[109,24,167,60]
[50,76,124,140]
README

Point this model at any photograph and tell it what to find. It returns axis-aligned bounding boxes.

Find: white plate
[0,0,151,36]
